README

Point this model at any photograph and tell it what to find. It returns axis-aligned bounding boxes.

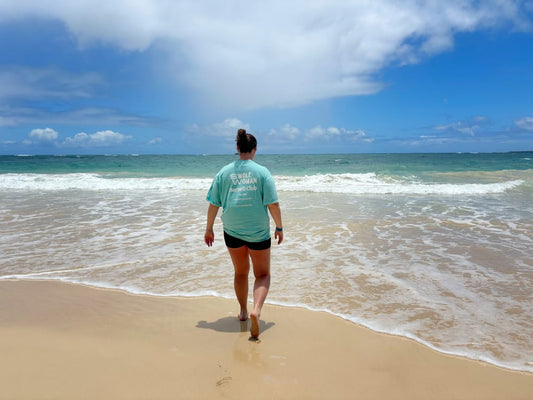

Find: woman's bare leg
[227,246,250,321]
[248,248,271,338]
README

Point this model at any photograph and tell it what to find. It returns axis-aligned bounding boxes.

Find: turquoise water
[1,152,532,177]
[1,152,532,372]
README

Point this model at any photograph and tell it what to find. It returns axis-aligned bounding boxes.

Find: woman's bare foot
[238,310,248,321]
[250,312,260,339]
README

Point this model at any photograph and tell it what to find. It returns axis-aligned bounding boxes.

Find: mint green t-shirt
[206,160,278,242]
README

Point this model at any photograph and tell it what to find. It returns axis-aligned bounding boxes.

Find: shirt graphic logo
[229,172,257,194]
[230,172,258,185]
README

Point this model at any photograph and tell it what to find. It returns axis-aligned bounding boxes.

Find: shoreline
[265,299,531,375]
[3,276,529,374]
[1,279,532,399]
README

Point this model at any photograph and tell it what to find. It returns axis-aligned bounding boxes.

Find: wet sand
[1,280,532,399]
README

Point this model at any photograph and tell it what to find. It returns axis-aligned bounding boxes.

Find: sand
[0,280,532,399]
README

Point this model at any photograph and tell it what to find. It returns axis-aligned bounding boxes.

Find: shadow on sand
[196,316,275,337]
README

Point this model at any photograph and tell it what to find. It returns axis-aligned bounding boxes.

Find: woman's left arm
[204,203,220,247]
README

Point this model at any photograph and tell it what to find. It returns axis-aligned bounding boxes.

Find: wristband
[275,226,283,232]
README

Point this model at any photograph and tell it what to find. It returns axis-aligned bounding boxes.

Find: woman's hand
[204,229,215,247]
[274,229,283,245]
[267,202,283,245]
[205,204,219,247]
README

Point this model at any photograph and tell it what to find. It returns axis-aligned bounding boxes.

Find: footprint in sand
[216,376,232,387]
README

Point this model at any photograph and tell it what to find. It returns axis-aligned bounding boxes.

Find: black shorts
[224,231,271,250]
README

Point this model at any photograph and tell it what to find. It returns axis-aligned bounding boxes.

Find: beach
[1,153,532,378]
[1,279,532,399]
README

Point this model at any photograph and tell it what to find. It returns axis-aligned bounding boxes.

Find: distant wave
[0,173,212,191]
[275,173,524,195]
[0,172,524,195]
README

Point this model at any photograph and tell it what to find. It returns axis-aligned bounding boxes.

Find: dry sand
[0,280,532,399]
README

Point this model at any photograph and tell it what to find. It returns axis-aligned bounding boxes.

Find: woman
[204,129,283,339]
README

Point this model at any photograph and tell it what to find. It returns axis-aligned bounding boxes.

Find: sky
[0,0,532,155]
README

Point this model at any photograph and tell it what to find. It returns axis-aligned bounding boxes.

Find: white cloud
[304,125,371,142]
[185,119,372,152]
[266,124,372,144]
[0,0,530,110]
[212,118,250,137]
[353,129,374,143]
[183,118,252,152]
[307,126,327,139]
[187,118,251,138]
[434,117,489,136]
[515,117,533,130]
[278,124,301,140]
[29,127,59,142]
[409,136,460,146]
[148,137,163,145]
[62,130,131,147]
[265,124,301,146]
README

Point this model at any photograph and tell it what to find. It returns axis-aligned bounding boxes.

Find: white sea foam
[275,173,524,195]
[0,173,212,191]
[0,172,524,195]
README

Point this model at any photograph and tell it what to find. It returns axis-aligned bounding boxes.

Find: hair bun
[235,128,257,153]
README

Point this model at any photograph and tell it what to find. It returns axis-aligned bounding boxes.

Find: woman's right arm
[267,202,283,245]
[204,203,220,247]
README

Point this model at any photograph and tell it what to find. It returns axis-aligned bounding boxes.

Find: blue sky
[0,1,532,155]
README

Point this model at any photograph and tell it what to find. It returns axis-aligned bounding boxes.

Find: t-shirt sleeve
[262,173,278,205]
[206,174,222,207]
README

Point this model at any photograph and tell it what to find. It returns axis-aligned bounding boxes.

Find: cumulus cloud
[187,118,251,138]
[185,118,372,152]
[307,126,330,140]
[268,124,301,142]
[148,137,163,145]
[433,117,490,136]
[0,0,530,110]
[29,127,59,143]
[266,123,372,145]
[192,118,372,143]
[408,136,461,147]
[62,130,131,147]
[515,117,533,130]
[18,127,131,148]
[303,125,371,142]
[435,122,479,136]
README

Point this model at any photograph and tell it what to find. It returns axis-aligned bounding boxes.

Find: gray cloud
[0,66,104,100]
[0,105,156,127]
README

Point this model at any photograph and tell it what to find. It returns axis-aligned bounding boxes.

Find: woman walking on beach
[204,129,283,339]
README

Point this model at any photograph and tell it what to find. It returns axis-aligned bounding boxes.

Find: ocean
[0,152,532,372]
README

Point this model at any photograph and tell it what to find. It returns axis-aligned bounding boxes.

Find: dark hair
[236,128,257,153]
